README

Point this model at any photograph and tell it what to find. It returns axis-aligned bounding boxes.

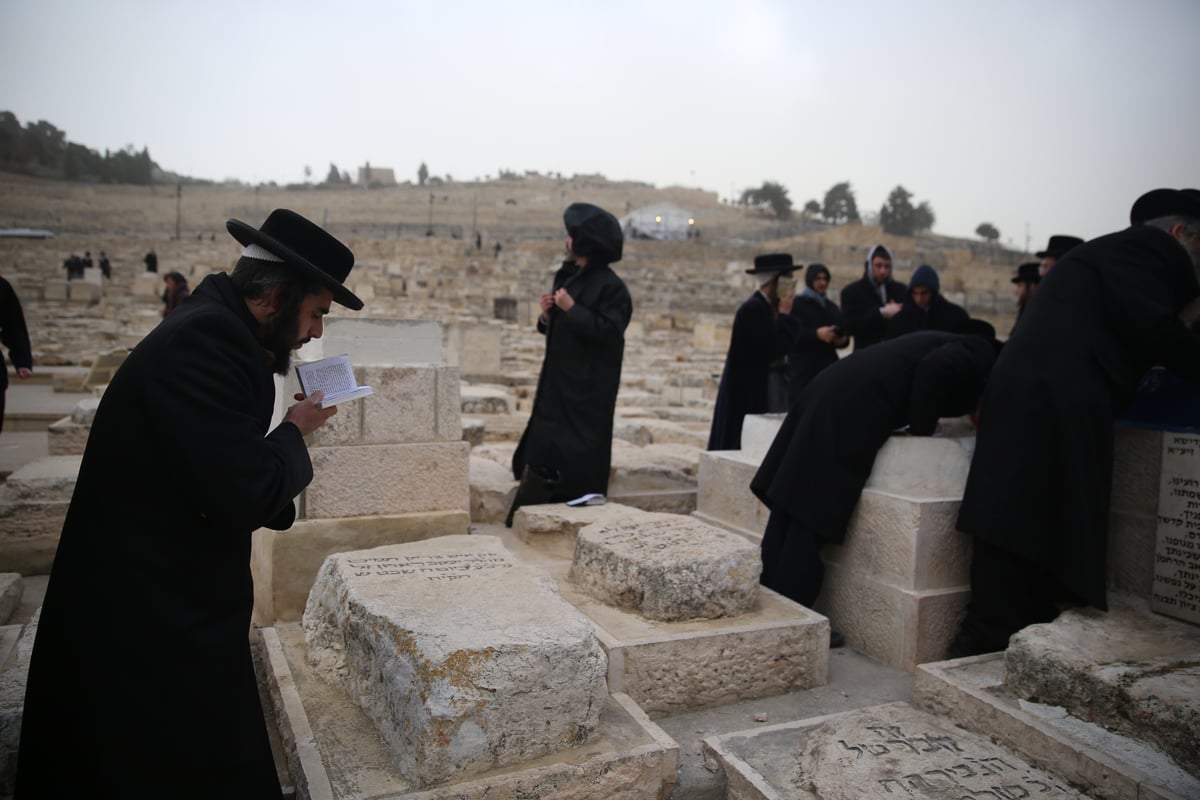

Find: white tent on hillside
[623,203,698,240]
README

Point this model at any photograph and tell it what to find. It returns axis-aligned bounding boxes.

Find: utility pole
[175,183,182,240]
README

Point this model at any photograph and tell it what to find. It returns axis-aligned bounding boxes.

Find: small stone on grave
[303,535,608,788]
[568,512,760,621]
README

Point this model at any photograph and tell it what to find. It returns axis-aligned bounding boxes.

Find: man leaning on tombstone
[16,209,364,799]
[949,188,1200,658]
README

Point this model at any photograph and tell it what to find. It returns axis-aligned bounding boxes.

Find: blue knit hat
[909,264,939,293]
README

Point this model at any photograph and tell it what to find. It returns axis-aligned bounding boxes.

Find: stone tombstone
[1153,432,1200,624]
[303,535,608,788]
[569,512,760,621]
[723,703,1086,799]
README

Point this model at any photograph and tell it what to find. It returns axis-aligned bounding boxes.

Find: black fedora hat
[747,253,797,274]
[1130,188,1200,225]
[1035,235,1084,260]
[226,209,363,310]
[1011,262,1041,284]
[564,202,624,263]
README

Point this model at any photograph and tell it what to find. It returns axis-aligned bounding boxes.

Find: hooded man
[784,262,848,406]
[1036,234,1085,276]
[707,253,801,451]
[885,264,970,339]
[508,203,632,524]
[839,244,906,350]
[950,188,1200,658]
[17,209,364,798]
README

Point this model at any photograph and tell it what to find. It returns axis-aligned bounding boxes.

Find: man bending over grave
[507,203,632,524]
[750,326,999,639]
[949,189,1200,657]
[17,209,364,798]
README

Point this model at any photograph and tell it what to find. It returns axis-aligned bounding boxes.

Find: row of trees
[0,111,157,184]
[739,179,937,237]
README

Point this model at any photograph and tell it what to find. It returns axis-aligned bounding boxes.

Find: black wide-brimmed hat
[1130,188,1200,225]
[226,209,363,310]
[747,253,797,274]
[564,202,624,263]
[1011,262,1041,284]
[1035,234,1084,260]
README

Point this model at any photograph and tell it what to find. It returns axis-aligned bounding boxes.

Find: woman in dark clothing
[785,263,848,407]
[162,271,191,317]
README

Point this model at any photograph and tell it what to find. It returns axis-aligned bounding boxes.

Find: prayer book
[295,354,373,408]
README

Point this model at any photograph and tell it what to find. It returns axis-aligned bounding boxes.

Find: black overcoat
[752,331,996,544]
[512,259,632,501]
[17,273,309,798]
[707,292,799,450]
[840,274,906,350]
[785,293,844,406]
[885,294,970,339]
[957,225,1200,610]
[0,275,33,394]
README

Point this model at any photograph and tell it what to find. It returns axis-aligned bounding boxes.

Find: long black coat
[785,293,844,407]
[840,274,906,350]
[512,260,632,501]
[1,276,33,395]
[752,331,997,545]
[707,292,799,450]
[885,293,970,339]
[17,273,309,798]
[957,225,1200,610]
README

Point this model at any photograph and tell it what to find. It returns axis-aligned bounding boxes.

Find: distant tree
[803,199,821,217]
[0,111,22,167]
[822,181,860,223]
[325,163,341,183]
[739,181,792,219]
[880,185,935,236]
[417,161,429,186]
[23,119,67,170]
[975,222,1000,243]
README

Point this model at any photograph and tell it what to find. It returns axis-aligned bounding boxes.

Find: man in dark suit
[18,209,364,798]
[839,244,906,350]
[950,189,1200,657]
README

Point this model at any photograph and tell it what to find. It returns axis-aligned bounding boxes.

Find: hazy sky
[3,0,1198,250]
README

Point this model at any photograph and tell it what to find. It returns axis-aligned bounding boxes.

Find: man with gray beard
[949,188,1200,658]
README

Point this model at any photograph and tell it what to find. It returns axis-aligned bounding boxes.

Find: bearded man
[17,209,363,798]
[950,188,1200,658]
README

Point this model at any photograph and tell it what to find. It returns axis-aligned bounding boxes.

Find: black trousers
[949,538,1064,656]
[760,508,825,608]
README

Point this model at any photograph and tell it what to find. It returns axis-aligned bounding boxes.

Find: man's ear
[245,285,284,323]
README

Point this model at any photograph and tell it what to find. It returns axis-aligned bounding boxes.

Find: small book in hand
[295,354,373,408]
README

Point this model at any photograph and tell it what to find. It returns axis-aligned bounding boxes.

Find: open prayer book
[295,354,373,408]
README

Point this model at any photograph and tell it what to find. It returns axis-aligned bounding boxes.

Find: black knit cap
[226,208,362,310]
[564,203,624,263]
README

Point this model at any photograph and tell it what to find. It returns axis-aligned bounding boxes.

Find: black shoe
[829,630,845,649]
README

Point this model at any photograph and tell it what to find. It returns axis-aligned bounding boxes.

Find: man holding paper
[18,209,363,798]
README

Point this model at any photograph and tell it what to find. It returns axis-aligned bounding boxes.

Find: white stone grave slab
[569,513,759,621]
[704,702,1088,800]
[302,535,608,788]
[295,317,443,366]
[1152,432,1200,624]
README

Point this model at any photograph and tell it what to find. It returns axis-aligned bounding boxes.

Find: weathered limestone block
[569,512,760,621]
[460,385,513,415]
[0,611,38,794]
[0,576,22,625]
[69,397,101,425]
[68,281,101,304]
[694,449,765,541]
[296,318,443,366]
[512,503,633,559]
[1005,603,1200,778]
[468,455,515,524]
[444,321,502,378]
[703,702,1088,800]
[43,280,69,301]
[461,416,485,447]
[47,417,90,456]
[302,536,608,788]
[1,456,80,502]
[303,441,469,519]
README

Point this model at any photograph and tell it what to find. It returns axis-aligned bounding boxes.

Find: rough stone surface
[295,317,443,366]
[0,610,38,796]
[0,576,22,626]
[1005,601,1200,778]
[68,396,101,425]
[460,385,513,415]
[46,417,89,455]
[512,502,635,559]
[705,702,1087,800]
[468,455,515,524]
[694,449,766,541]
[302,536,608,788]
[461,416,485,447]
[569,512,760,621]
[0,455,81,502]
[303,441,469,519]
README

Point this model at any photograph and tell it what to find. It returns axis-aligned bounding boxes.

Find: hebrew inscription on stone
[1153,433,1200,625]
[343,552,513,582]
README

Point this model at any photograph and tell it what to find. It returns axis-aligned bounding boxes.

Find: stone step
[915,654,1200,800]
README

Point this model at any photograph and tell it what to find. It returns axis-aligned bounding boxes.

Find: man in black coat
[785,262,848,407]
[885,264,970,339]
[508,203,632,522]
[751,328,998,611]
[17,209,364,798]
[707,253,801,451]
[949,188,1200,658]
[0,275,33,434]
[839,244,906,350]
